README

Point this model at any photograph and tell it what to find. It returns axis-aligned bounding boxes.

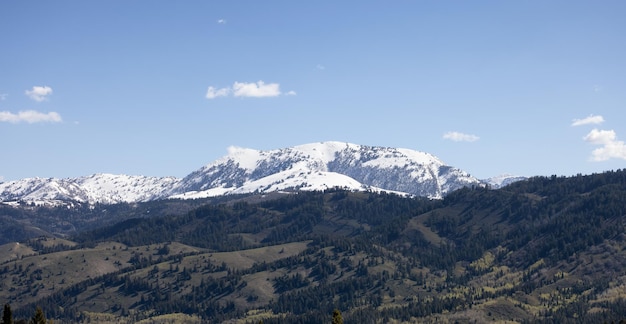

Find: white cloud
[205,86,230,99]
[205,81,286,99]
[0,94,7,101]
[217,19,227,24]
[583,129,615,145]
[25,86,53,102]
[572,114,604,126]
[583,128,626,161]
[443,131,479,142]
[233,81,281,97]
[316,64,326,70]
[0,110,62,124]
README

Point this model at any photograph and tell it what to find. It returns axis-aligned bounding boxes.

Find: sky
[1,1,625,182]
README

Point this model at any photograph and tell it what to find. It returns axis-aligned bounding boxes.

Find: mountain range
[0,141,524,205]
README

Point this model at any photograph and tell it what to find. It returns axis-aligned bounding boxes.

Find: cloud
[25,86,53,102]
[0,110,62,124]
[233,81,281,97]
[206,81,284,99]
[285,90,297,96]
[583,129,626,161]
[572,114,604,126]
[0,94,7,101]
[205,86,230,99]
[589,143,626,161]
[443,131,480,142]
[575,117,626,161]
[217,19,227,24]
[583,129,615,145]
[316,64,326,70]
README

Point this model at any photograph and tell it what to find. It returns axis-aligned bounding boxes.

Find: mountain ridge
[0,141,523,205]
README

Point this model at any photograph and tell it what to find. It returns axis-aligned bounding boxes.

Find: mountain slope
[173,141,480,199]
[0,141,482,204]
[0,174,180,205]
[482,174,528,189]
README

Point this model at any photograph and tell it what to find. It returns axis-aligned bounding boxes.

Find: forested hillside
[2,170,626,323]
[0,195,244,245]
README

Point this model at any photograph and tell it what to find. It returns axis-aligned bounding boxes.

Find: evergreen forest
[2,170,626,323]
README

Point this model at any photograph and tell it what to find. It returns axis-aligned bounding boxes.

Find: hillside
[1,170,626,323]
[0,196,223,245]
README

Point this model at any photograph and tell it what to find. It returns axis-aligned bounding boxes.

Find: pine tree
[3,304,13,324]
[29,307,45,324]
[332,309,343,324]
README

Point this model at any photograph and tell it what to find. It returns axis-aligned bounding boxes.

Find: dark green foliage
[72,190,431,251]
[423,170,626,269]
[272,273,309,293]
[2,304,13,324]
[0,197,225,244]
[4,170,626,323]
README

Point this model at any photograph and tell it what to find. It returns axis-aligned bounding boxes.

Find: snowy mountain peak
[293,141,360,162]
[1,142,489,205]
[224,146,264,170]
[175,142,479,200]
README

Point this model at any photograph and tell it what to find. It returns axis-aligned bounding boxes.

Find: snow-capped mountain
[0,141,486,205]
[482,174,527,189]
[175,142,480,199]
[0,174,180,205]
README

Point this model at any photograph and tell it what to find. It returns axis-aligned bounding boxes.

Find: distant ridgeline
[0,141,494,206]
[1,169,626,322]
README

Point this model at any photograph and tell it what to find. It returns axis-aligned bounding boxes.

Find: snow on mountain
[173,141,481,199]
[0,177,83,204]
[74,174,181,204]
[1,141,487,205]
[171,166,407,200]
[0,174,180,205]
[482,174,527,189]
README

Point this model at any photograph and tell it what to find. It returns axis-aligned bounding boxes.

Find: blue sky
[1,1,625,182]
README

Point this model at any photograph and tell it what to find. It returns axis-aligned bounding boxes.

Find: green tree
[2,304,13,324]
[332,309,343,324]
[29,307,45,324]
